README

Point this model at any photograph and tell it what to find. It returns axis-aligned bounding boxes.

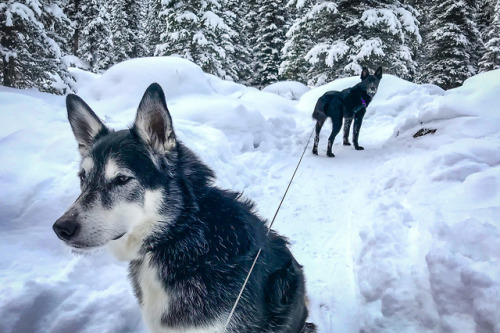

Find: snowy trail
[272,140,387,332]
[268,96,409,332]
[285,152,359,333]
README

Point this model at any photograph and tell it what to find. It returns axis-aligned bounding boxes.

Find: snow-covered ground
[1,57,499,333]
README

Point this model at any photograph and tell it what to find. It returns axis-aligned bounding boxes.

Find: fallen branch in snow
[413,128,437,138]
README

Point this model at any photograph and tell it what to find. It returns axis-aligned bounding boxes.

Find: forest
[1,0,499,94]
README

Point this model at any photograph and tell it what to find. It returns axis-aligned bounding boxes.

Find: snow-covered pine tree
[252,0,288,87]
[0,0,74,94]
[109,0,146,63]
[79,0,113,72]
[281,0,421,86]
[422,0,481,89]
[225,0,252,84]
[63,0,83,56]
[144,0,163,56]
[477,0,494,38]
[154,0,238,81]
[478,0,500,72]
[412,0,432,84]
[280,0,318,83]
[223,0,251,84]
[240,0,259,85]
[465,0,482,72]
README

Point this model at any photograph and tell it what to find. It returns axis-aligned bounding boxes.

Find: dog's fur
[53,83,316,333]
[312,67,382,157]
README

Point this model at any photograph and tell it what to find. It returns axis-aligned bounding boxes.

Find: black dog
[312,67,382,157]
[53,83,316,333]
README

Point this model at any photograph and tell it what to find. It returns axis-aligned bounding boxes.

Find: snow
[262,81,310,100]
[175,11,198,23]
[202,11,230,31]
[307,2,338,19]
[1,57,500,333]
[362,9,403,36]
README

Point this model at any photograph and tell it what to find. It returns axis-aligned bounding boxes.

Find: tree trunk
[1,29,15,87]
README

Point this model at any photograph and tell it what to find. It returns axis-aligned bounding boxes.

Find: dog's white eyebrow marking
[104,159,120,180]
[81,157,94,172]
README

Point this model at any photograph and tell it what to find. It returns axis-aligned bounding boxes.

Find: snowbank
[262,81,310,100]
[1,59,499,333]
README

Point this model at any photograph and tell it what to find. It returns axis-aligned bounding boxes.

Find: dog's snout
[53,217,80,241]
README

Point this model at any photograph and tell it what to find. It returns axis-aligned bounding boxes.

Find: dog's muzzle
[368,88,377,97]
[53,212,80,241]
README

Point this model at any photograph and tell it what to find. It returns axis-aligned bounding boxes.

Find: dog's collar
[361,97,367,108]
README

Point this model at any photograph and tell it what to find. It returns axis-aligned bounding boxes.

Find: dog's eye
[114,175,132,185]
[79,171,86,183]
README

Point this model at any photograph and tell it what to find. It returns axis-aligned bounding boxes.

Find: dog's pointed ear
[375,66,383,79]
[133,83,176,154]
[67,94,107,156]
[360,67,370,80]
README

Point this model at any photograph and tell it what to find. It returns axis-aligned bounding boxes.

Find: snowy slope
[1,57,499,333]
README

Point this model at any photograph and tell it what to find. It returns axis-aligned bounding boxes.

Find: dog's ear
[133,83,176,154]
[67,94,107,156]
[375,66,383,79]
[360,67,370,80]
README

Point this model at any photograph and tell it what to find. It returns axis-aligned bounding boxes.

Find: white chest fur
[137,255,225,333]
[138,254,170,333]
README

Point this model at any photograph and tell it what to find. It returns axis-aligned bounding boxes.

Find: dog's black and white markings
[53,83,316,333]
[312,66,382,157]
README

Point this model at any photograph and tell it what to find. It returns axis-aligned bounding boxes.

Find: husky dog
[53,83,316,333]
[312,67,382,157]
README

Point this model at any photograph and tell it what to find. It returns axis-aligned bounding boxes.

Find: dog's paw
[312,148,318,155]
[343,140,351,146]
[326,152,335,157]
[355,146,364,150]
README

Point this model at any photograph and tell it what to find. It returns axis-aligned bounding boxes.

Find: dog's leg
[312,120,324,155]
[327,118,342,157]
[353,109,366,150]
[326,140,334,157]
[343,117,353,146]
[312,135,319,155]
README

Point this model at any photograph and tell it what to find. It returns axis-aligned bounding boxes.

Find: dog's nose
[53,218,80,241]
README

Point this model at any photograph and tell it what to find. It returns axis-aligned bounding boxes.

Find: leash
[222,127,315,332]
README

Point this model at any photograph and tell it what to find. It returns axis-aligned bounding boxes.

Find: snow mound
[262,81,310,100]
[297,76,360,113]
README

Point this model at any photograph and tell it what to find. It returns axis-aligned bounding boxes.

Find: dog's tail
[312,96,327,123]
[301,322,317,333]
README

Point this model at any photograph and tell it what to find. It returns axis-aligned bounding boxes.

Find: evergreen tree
[280,0,318,83]
[242,0,259,79]
[144,0,163,56]
[465,0,482,72]
[79,0,113,72]
[0,0,74,93]
[478,0,500,72]
[477,0,494,38]
[154,0,238,81]
[109,0,146,63]
[63,0,83,56]
[281,0,421,86]
[252,0,288,87]
[412,0,432,84]
[422,0,481,89]
[226,0,252,84]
